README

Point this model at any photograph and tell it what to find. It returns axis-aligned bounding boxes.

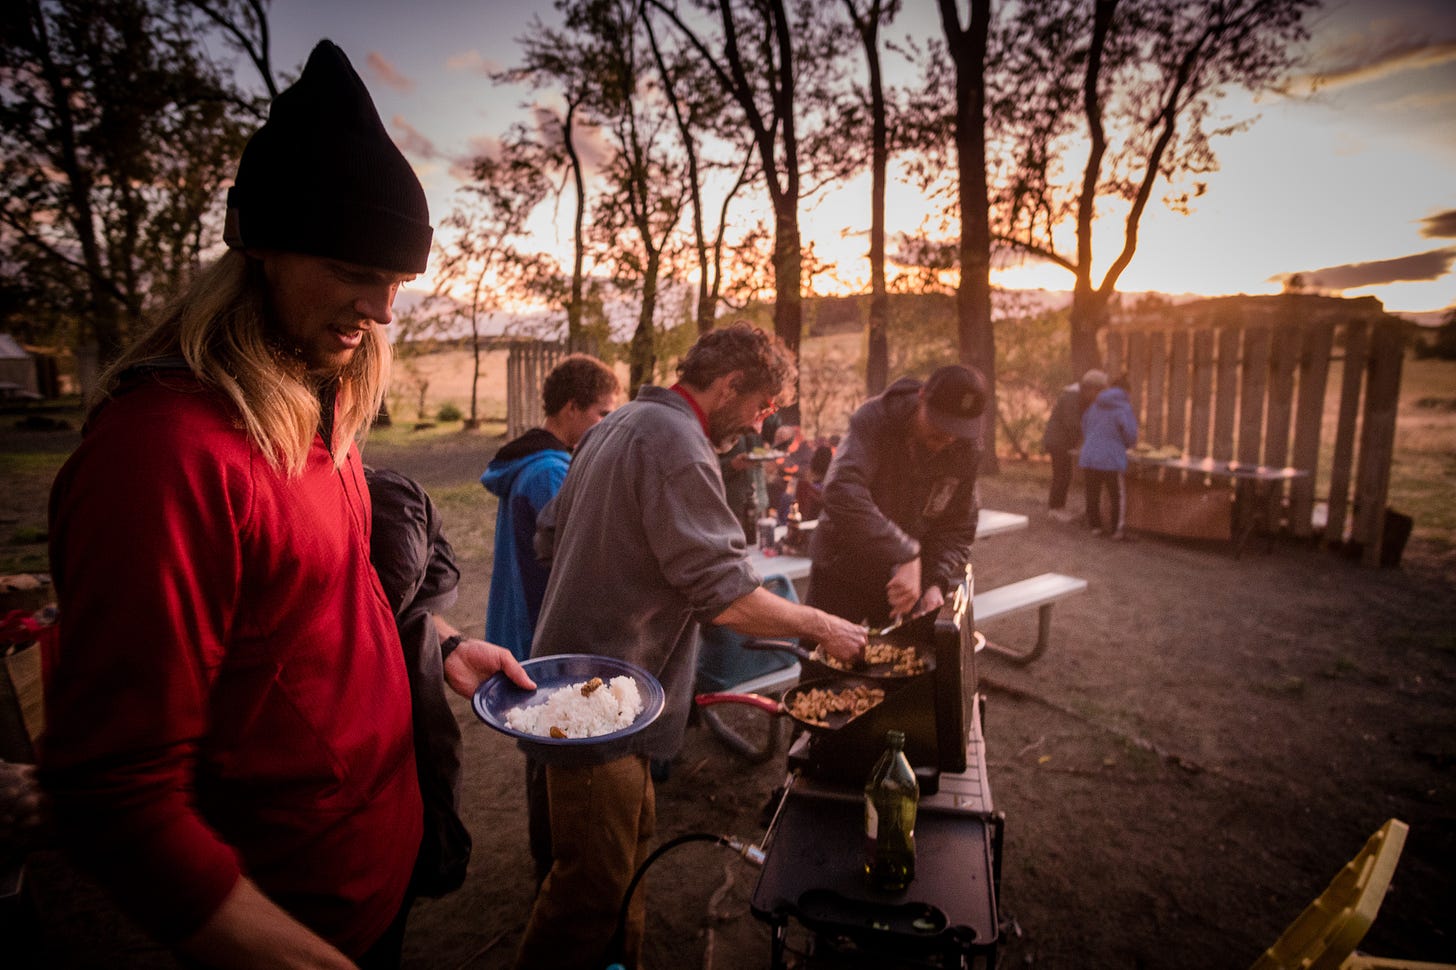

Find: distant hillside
[1399,308,1450,328]
[1110,292,1406,329]
[399,286,1401,348]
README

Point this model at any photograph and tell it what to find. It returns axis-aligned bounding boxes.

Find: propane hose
[602,831,766,970]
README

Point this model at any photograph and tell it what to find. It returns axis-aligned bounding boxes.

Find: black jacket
[808,378,981,621]
[1043,383,1085,452]
[365,467,471,898]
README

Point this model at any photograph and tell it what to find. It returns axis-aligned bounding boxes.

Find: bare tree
[0,0,266,361]
[180,0,278,98]
[496,11,611,341]
[641,1,756,335]
[644,0,815,363]
[798,345,861,440]
[840,0,902,395]
[567,0,689,394]
[436,133,557,426]
[991,0,1318,376]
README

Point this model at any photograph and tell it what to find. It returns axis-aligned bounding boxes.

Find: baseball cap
[922,364,987,439]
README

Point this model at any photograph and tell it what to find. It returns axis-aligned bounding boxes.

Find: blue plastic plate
[472,654,666,746]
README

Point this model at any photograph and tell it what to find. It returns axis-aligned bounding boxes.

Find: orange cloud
[366,52,414,93]
[1273,248,1456,291]
[391,116,436,160]
[1290,38,1456,95]
[446,50,501,76]
[1420,210,1456,239]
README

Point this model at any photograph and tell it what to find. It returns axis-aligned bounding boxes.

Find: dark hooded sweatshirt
[480,427,570,660]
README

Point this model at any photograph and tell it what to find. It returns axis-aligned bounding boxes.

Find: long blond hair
[92,250,391,475]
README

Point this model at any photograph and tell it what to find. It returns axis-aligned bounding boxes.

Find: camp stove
[749,578,1003,968]
[787,578,981,790]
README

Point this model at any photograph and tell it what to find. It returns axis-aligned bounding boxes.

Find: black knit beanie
[224,40,432,274]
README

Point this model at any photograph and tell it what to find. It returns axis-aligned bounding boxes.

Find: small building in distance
[0,332,43,401]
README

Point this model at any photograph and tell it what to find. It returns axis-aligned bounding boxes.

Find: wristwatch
[439,633,465,660]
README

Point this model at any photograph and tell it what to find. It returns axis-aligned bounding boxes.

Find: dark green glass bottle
[864,728,918,891]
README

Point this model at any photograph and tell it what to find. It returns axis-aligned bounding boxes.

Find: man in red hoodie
[42,40,529,969]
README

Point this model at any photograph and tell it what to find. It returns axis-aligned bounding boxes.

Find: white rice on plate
[505,675,644,739]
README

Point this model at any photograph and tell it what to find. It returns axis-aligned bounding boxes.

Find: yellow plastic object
[1342,958,1456,969]
[1250,819,1409,970]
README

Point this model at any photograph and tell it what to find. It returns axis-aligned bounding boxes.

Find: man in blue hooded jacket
[481,354,619,660]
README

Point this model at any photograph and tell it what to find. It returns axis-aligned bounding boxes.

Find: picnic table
[746,508,1029,586]
[1125,453,1310,557]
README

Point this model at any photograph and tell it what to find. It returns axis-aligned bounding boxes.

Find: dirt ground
[13,423,1456,969]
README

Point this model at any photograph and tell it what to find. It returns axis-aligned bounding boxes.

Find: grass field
[2,349,1453,577]
[1388,356,1456,543]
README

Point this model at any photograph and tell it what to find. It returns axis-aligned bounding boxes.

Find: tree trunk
[767,0,803,363]
[772,202,804,358]
[629,250,662,396]
[642,10,715,336]
[1070,284,1111,377]
[1067,0,1117,381]
[33,7,123,362]
[861,0,890,397]
[942,0,997,470]
[565,100,586,340]
[468,271,486,425]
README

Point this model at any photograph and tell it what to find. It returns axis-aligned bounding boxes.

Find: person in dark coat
[807,364,986,627]
[364,468,475,904]
[1043,369,1108,522]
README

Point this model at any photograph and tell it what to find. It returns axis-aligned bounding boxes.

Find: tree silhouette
[934,0,997,463]
[642,0,756,336]
[840,0,902,396]
[991,0,1318,377]
[644,0,812,363]
[566,0,687,394]
[496,10,611,341]
[1,0,266,362]
[436,134,558,427]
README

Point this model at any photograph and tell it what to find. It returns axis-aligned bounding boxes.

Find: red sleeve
[41,389,249,940]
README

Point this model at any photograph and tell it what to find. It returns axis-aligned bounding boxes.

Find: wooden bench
[704,572,1089,693]
[975,572,1088,666]
[696,570,1087,759]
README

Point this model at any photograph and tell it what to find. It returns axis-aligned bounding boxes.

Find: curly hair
[543,354,621,416]
[676,321,797,401]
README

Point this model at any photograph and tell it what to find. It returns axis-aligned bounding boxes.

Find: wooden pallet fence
[1103,296,1405,565]
[505,336,602,441]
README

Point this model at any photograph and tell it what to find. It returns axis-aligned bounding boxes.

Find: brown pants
[514,756,656,970]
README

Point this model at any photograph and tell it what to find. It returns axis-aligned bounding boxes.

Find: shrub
[436,402,463,423]
[1412,312,1456,360]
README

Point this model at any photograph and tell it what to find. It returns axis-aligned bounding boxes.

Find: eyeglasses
[755,400,778,421]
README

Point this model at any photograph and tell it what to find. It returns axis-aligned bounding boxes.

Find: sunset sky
[264,0,1456,321]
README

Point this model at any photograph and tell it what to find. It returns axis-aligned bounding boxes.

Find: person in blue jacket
[482,353,619,889]
[1079,374,1139,540]
[1043,369,1107,522]
[481,354,619,660]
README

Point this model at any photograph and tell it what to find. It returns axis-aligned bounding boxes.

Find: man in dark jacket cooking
[808,363,987,627]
